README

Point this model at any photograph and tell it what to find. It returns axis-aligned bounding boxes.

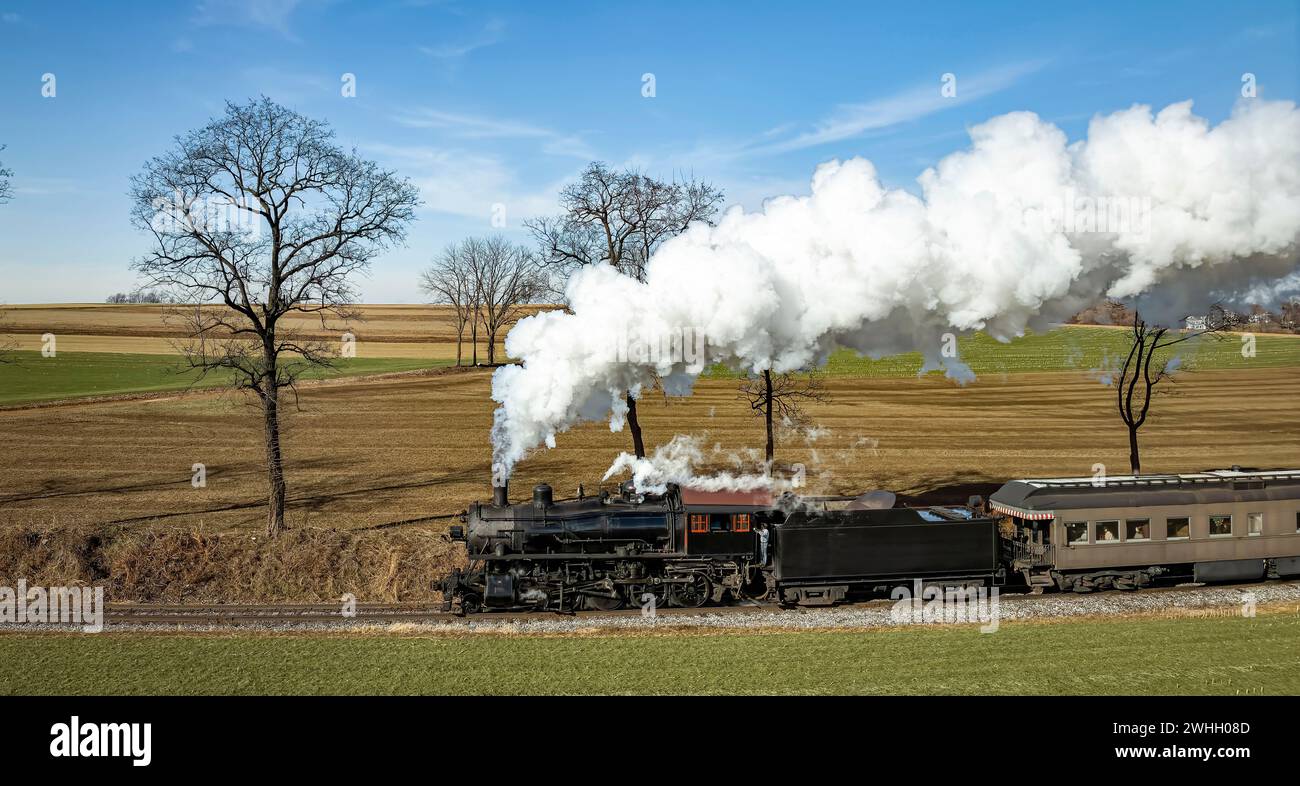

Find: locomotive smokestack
[492,481,509,508]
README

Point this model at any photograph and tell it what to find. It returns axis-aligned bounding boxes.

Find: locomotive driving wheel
[582,593,626,611]
[671,573,712,608]
[626,582,670,611]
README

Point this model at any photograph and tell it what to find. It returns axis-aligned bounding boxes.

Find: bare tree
[129,97,419,536]
[419,242,477,366]
[471,236,543,365]
[526,161,723,457]
[739,369,829,463]
[1115,306,1243,474]
[0,144,12,204]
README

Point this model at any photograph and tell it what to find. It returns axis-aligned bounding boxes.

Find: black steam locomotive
[440,480,1003,614]
[441,468,1300,614]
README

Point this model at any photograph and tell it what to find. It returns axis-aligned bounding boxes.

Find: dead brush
[0,523,465,604]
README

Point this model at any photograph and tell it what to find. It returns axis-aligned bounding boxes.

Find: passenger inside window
[1066,522,1087,544]
[1125,519,1150,541]
[1096,520,1119,542]
[1166,517,1190,540]
[1209,514,1233,537]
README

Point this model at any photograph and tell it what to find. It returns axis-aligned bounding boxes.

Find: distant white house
[1184,316,1207,331]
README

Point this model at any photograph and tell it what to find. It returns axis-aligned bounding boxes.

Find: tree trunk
[471,314,479,366]
[487,326,497,365]
[263,387,287,537]
[455,318,464,366]
[1128,424,1141,475]
[763,369,774,463]
[626,392,646,458]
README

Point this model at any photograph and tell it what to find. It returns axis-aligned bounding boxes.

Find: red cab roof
[680,487,774,507]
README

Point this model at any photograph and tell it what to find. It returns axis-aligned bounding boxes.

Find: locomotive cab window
[710,514,730,532]
[688,514,709,534]
[1066,522,1088,545]
[1209,514,1233,537]
[1095,520,1120,543]
[731,513,752,533]
[1167,517,1190,540]
[1247,512,1263,536]
[1125,519,1150,542]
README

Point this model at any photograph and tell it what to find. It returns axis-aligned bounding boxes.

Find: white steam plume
[492,99,1300,481]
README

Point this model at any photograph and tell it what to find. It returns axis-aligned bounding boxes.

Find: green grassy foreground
[3,614,1298,695]
[0,352,451,405]
[705,326,1300,378]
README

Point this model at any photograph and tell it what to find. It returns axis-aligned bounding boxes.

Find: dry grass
[0,522,459,603]
[0,302,550,345]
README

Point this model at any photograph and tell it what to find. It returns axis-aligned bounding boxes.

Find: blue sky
[0,0,1296,303]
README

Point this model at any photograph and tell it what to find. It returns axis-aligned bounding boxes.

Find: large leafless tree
[129,97,419,536]
[739,369,829,463]
[526,162,723,457]
[1115,306,1243,475]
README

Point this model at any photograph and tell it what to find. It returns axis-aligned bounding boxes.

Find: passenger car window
[1247,512,1263,536]
[1125,519,1150,541]
[1166,517,1190,540]
[1095,520,1119,542]
[1209,514,1233,537]
[1066,522,1088,544]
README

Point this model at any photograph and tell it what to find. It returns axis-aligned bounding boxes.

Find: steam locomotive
[441,468,1300,614]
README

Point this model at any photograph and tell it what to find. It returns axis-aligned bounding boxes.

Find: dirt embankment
[0,524,463,604]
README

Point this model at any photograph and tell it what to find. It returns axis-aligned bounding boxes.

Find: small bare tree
[1115,306,1243,474]
[526,161,723,457]
[420,242,477,366]
[471,236,543,365]
[129,97,419,536]
[0,144,12,204]
[739,369,829,463]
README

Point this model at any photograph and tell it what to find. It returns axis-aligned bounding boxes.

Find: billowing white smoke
[491,99,1300,483]
[601,435,785,495]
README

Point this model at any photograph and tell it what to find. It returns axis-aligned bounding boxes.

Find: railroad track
[101,579,1295,627]
[104,600,780,626]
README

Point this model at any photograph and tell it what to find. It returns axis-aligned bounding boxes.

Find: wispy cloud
[2,12,20,24]
[393,107,594,159]
[193,0,306,39]
[745,59,1049,156]
[419,17,505,60]
[364,142,569,223]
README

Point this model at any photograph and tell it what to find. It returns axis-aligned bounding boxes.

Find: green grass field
[1,327,1294,406]
[0,352,451,406]
[3,614,1297,695]
[705,326,1300,378]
